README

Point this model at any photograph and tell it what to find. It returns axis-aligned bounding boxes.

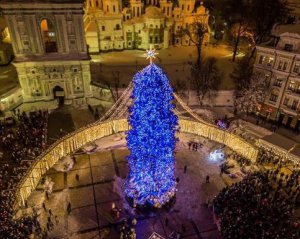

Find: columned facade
[0,0,92,104]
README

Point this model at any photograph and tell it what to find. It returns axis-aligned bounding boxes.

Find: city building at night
[84,0,210,53]
[0,1,299,239]
[255,24,300,129]
[0,0,93,105]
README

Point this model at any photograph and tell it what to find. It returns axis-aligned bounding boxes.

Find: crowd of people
[0,110,48,238]
[1,110,47,163]
[187,141,204,151]
[213,169,300,239]
[257,148,282,165]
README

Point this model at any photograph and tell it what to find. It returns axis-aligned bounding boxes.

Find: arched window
[116,24,121,30]
[40,19,57,53]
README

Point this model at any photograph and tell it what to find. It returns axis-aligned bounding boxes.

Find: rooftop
[272,23,300,37]
[144,6,165,19]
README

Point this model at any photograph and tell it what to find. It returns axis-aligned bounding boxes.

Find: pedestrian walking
[55,215,59,225]
[165,217,169,227]
[182,224,186,233]
[45,191,49,200]
[184,165,187,174]
[67,202,72,215]
[206,175,210,183]
[42,202,47,212]
[49,208,52,217]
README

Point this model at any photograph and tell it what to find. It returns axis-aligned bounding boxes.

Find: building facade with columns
[0,0,93,104]
[255,26,300,130]
[84,0,210,53]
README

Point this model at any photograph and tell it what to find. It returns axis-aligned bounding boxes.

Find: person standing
[165,217,169,227]
[49,208,52,217]
[184,165,187,174]
[206,175,210,183]
[67,202,72,215]
[45,191,49,200]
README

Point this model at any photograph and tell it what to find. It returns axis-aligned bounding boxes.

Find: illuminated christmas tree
[125,49,178,208]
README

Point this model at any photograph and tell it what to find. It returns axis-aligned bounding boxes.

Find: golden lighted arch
[14,118,259,209]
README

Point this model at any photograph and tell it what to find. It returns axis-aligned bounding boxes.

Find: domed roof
[144,6,164,19]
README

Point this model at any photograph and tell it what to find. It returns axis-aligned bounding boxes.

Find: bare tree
[173,78,186,96]
[102,70,121,102]
[191,57,221,105]
[230,23,253,62]
[181,19,209,68]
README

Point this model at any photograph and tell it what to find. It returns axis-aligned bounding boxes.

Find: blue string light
[125,63,178,208]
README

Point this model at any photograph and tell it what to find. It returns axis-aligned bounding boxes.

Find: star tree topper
[145,47,158,64]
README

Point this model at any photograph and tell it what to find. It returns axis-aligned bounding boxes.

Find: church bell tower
[0,0,92,105]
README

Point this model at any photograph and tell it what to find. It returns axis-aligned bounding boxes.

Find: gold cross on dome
[145,47,158,64]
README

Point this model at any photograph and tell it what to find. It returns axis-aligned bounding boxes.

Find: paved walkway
[242,114,300,142]
[91,45,238,91]
[47,106,96,145]
[24,133,227,239]
[0,64,18,96]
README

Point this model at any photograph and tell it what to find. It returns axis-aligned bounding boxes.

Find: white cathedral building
[0,0,209,111]
[84,0,210,53]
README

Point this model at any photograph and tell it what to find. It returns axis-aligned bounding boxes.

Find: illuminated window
[267,57,274,66]
[40,19,57,53]
[288,81,296,90]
